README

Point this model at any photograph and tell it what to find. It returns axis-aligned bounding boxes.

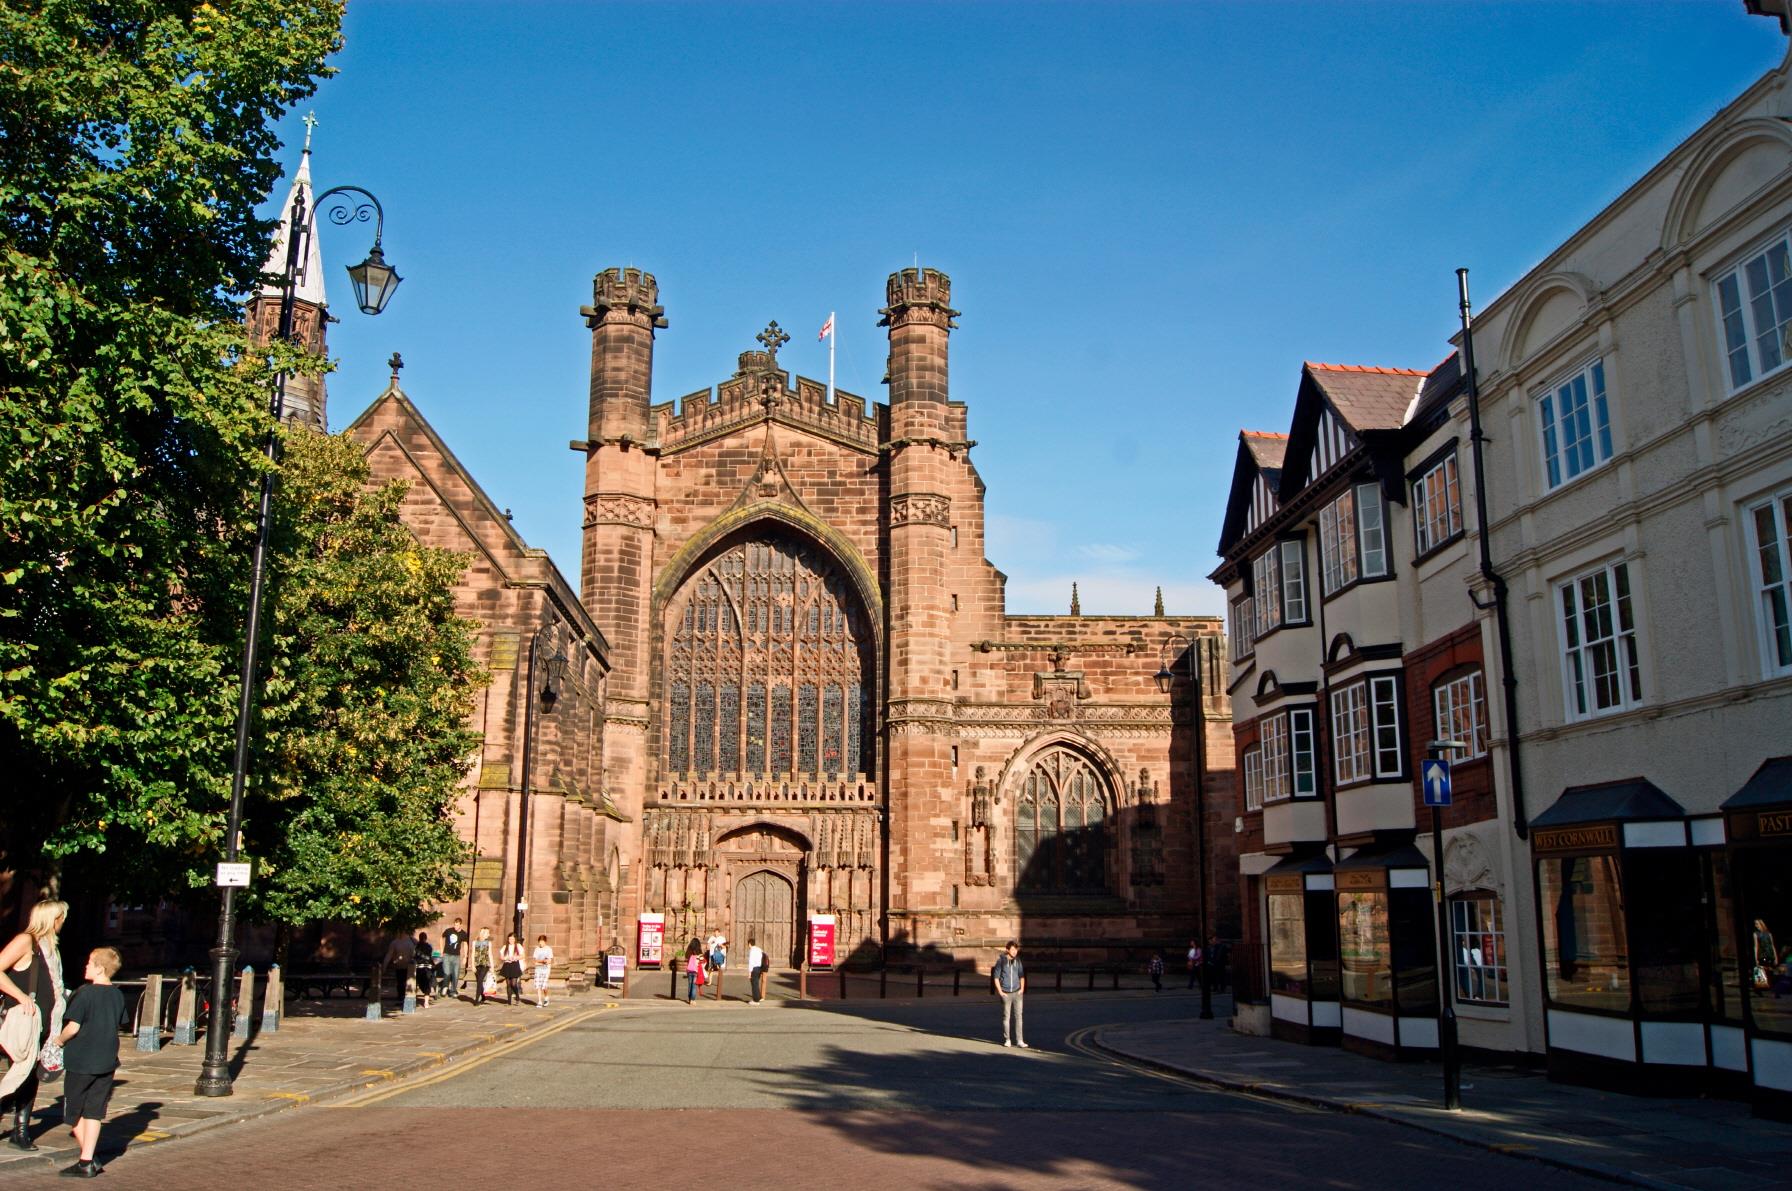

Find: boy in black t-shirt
[53,946,124,1179]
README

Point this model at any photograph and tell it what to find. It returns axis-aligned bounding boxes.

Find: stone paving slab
[0,987,616,1176]
[1090,1016,1792,1191]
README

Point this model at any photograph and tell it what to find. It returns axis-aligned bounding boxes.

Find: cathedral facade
[569,265,1234,968]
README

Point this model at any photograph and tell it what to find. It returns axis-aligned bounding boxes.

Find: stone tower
[246,139,330,430]
[577,267,666,833]
[879,268,962,922]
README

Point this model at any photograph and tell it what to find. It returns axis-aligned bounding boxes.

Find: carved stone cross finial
[388,351,404,380]
[302,111,318,152]
[756,321,790,358]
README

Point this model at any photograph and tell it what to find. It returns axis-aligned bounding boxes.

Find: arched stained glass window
[1015,749,1112,894]
[664,532,873,778]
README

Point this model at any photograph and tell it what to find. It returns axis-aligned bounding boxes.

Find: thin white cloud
[1077,542,1141,564]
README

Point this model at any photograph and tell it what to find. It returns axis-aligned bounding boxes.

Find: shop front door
[733,870,794,971]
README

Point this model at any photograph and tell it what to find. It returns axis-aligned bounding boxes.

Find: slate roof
[1241,431,1288,470]
[1304,362,1427,434]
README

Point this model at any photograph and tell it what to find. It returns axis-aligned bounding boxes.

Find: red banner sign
[637,913,665,968]
[808,915,836,968]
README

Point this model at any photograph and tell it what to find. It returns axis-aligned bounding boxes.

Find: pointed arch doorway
[733,870,795,972]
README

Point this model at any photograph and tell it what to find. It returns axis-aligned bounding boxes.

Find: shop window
[1449,892,1509,1005]
[1268,890,1308,997]
[1391,888,1440,1017]
[1338,889,1392,1008]
[1626,850,1703,1015]
[1539,854,1630,1012]
[1741,848,1792,1037]
[1707,851,1743,1024]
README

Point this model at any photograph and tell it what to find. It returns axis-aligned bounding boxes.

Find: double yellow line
[329,1003,617,1107]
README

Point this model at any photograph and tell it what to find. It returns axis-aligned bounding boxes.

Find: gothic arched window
[664,533,873,779]
[1015,749,1111,894]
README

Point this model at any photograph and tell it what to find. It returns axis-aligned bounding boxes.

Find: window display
[1540,854,1630,1012]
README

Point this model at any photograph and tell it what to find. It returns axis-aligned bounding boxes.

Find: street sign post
[1422,758,1453,807]
[215,861,252,888]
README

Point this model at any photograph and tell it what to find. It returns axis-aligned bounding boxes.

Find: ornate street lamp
[1155,632,1214,1021]
[195,176,399,1099]
[513,628,569,942]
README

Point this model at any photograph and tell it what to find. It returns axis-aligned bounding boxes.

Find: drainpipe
[1456,269,1529,840]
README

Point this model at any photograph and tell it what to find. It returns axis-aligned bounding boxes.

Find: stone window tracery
[1014,748,1111,894]
[664,533,873,777]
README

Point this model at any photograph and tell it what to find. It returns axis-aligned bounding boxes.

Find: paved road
[10,994,1608,1189]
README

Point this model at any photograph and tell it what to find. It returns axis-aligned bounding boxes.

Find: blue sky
[282,2,1786,616]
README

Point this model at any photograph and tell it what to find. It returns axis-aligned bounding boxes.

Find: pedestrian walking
[1185,938,1203,990]
[1148,952,1164,992]
[441,918,467,999]
[992,940,1027,1049]
[532,935,554,1007]
[498,934,525,1006]
[51,946,124,1179]
[684,939,704,1003]
[382,930,417,1006]
[708,935,727,1000]
[747,936,766,1004]
[0,899,67,1151]
[1208,934,1230,993]
[414,932,435,1008]
[471,928,495,1005]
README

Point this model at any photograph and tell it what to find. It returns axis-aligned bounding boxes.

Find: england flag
[818,313,834,341]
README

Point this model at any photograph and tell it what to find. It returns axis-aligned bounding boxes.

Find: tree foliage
[244,429,482,932]
[0,1,343,895]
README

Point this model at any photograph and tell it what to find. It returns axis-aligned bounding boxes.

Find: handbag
[695,963,707,986]
[1754,965,1771,990]
[38,1039,63,1078]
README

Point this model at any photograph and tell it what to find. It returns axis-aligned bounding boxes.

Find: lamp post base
[194,943,238,1098]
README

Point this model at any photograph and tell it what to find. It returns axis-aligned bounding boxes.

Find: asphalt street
[6,993,1610,1189]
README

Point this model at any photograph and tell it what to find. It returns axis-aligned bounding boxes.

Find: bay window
[1331,673,1404,786]
[1412,450,1463,556]
[1320,483,1389,595]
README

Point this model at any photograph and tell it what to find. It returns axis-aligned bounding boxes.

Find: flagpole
[827,310,836,405]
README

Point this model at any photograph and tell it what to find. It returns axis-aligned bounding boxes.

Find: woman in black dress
[0,899,67,1150]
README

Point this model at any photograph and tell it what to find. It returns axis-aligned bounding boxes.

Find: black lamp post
[1427,737,1468,1111]
[513,627,569,943]
[195,181,399,1099]
[1155,632,1213,1021]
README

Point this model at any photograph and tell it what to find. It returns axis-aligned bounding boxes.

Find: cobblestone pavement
[0,991,1612,1190]
[0,983,613,1175]
[1090,1014,1792,1190]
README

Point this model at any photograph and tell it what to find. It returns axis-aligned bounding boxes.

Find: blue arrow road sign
[1422,759,1453,807]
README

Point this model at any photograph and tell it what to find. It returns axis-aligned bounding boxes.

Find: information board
[808,914,837,968]
[636,913,665,967]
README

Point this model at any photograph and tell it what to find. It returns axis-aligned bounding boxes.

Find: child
[53,946,124,1179]
[531,934,553,1007]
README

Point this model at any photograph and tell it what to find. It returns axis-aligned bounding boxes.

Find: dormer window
[1319,483,1388,596]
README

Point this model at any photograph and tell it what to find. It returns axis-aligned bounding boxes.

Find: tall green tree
[0,2,344,896]
[245,428,483,932]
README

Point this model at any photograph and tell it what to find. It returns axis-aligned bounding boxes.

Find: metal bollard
[136,974,163,1052]
[402,965,417,1015]
[799,963,808,1001]
[1112,967,1120,991]
[670,964,678,1000]
[366,964,384,1020]
[173,973,199,1044]
[917,967,924,998]
[261,965,283,1034]
[879,968,887,999]
[232,966,255,1039]
[953,969,961,996]
[839,967,847,1000]
[1055,968,1063,992]
[1087,968,1095,991]
[621,963,631,1000]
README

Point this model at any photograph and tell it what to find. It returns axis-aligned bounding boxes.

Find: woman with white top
[531,935,554,1007]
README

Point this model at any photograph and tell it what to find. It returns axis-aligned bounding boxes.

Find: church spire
[246,112,330,430]
[1069,582,1081,616]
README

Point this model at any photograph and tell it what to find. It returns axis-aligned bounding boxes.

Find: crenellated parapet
[651,370,883,455]
[582,266,668,332]
[879,267,959,330]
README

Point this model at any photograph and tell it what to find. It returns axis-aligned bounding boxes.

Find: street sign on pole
[1421,758,1453,807]
[215,861,252,888]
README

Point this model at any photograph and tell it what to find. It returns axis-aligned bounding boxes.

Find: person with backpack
[992,940,1027,1049]
[414,932,435,1008]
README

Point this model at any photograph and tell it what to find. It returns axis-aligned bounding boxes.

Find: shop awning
[1335,842,1430,871]
[1721,756,1792,811]
[1532,777,1684,827]
[1263,851,1333,875]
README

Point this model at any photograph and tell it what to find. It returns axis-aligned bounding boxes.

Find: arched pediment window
[663,531,873,779]
[1014,747,1112,894]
